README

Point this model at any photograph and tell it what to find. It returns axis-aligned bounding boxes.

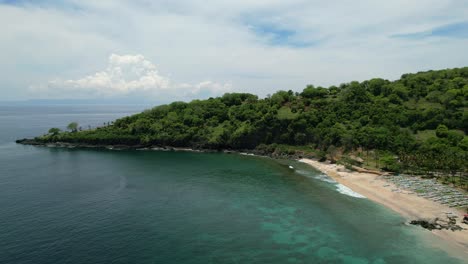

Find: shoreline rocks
[15,139,311,160]
[410,215,464,231]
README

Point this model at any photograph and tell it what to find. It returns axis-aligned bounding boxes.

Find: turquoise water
[0,105,465,263]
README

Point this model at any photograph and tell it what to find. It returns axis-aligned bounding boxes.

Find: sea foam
[314,174,337,184]
[311,173,366,198]
[336,184,366,198]
[293,161,366,198]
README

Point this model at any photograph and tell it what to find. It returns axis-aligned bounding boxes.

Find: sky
[1,0,468,103]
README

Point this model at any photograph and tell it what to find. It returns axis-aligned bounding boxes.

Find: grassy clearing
[404,98,444,110]
[277,106,299,120]
[415,130,436,142]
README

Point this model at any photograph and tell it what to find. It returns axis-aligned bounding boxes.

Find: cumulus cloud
[30,54,232,100]
[1,1,468,101]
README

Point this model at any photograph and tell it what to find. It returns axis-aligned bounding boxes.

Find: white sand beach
[299,158,468,256]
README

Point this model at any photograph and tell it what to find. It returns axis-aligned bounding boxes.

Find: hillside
[21,67,468,184]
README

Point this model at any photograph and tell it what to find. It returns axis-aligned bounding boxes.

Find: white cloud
[29,54,231,100]
[1,0,468,101]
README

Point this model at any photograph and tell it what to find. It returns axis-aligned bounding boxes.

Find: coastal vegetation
[21,67,468,188]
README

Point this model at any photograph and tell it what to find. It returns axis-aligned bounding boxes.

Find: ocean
[0,104,464,263]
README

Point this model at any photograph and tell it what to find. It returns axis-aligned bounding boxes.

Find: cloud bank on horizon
[1,0,468,102]
[30,54,232,100]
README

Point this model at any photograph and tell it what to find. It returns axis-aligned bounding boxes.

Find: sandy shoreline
[299,158,468,257]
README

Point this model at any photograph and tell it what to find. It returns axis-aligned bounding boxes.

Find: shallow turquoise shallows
[0,105,464,264]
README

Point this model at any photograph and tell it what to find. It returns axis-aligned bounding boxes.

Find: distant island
[17,67,467,189]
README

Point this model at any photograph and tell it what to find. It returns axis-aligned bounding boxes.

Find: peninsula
[18,67,467,184]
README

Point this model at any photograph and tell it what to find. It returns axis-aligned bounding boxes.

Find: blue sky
[1,0,467,102]
[392,21,468,39]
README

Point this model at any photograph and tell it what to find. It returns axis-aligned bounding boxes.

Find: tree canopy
[67,122,79,132]
[34,67,467,180]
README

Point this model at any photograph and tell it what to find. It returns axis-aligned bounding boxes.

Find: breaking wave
[336,184,366,198]
[293,165,366,199]
[314,174,337,184]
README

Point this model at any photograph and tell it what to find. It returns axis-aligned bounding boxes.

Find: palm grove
[33,67,468,188]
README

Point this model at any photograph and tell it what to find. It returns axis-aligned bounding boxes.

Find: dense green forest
[28,67,468,185]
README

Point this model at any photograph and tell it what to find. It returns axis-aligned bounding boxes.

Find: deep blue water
[0,104,465,263]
